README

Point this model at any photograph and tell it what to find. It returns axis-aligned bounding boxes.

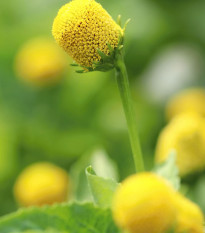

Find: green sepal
[70,63,79,67]
[75,69,85,73]
[107,43,114,53]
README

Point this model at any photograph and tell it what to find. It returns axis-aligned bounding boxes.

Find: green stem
[115,52,144,172]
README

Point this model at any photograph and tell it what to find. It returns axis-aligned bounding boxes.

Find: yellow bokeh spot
[14,162,70,207]
[15,38,67,86]
[52,0,122,67]
[155,113,205,176]
[112,172,176,233]
[174,193,204,233]
[166,88,205,121]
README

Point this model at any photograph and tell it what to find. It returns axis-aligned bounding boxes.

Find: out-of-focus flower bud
[155,113,205,176]
[166,88,205,121]
[174,193,204,233]
[112,172,176,233]
[15,38,67,86]
[52,0,122,68]
[14,162,70,206]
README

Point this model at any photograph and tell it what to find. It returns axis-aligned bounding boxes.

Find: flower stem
[115,52,144,172]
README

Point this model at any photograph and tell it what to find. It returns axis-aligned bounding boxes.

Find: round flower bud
[15,38,67,86]
[166,88,205,121]
[112,172,176,233]
[155,113,205,176]
[14,162,70,206]
[52,0,122,67]
[174,193,204,233]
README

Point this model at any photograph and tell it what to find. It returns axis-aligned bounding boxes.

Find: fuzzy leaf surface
[86,166,120,208]
[154,150,180,190]
[0,203,120,233]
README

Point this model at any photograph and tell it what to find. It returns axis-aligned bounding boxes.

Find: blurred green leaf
[194,175,205,213]
[0,203,120,233]
[13,230,62,233]
[153,151,180,190]
[86,166,119,208]
[90,149,119,181]
[70,148,119,203]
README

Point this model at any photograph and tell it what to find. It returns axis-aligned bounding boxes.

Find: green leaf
[70,148,119,203]
[0,203,120,233]
[13,229,62,233]
[153,150,180,190]
[86,166,120,208]
[89,149,119,181]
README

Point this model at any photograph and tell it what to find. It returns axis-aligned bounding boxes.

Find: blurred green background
[1,0,205,216]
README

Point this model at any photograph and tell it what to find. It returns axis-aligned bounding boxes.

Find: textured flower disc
[52,0,122,67]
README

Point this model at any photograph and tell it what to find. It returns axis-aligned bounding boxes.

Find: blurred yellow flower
[52,0,122,67]
[15,38,67,86]
[166,88,205,121]
[14,162,70,207]
[112,172,176,233]
[174,193,204,233]
[155,113,205,176]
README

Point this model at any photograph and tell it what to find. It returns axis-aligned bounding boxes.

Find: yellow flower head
[174,193,204,233]
[112,172,176,233]
[155,113,205,176]
[15,38,67,86]
[14,162,70,207]
[166,88,205,121]
[52,0,122,67]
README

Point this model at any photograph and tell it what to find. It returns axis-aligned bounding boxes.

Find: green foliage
[86,166,119,208]
[0,203,120,233]
[1,0,205,220]
[194,175,205,212]
[70,148,119,202]
[154,151,180,190]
